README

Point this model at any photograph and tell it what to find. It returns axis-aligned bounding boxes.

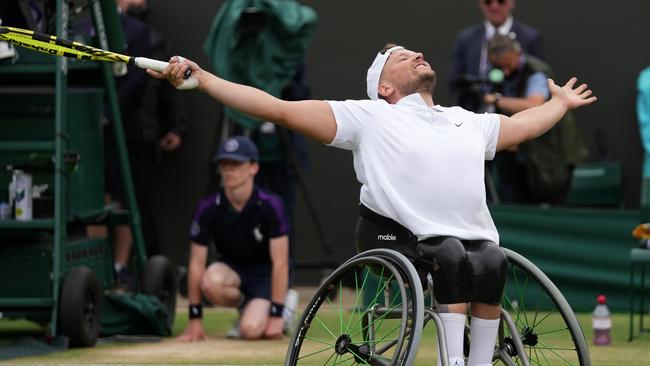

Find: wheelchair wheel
[357,248,426,365]
[495,248,590,366]
[285,252,423,366]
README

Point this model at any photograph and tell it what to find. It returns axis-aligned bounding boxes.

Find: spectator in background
[450,0,543,112]
[87,0,187,287]
[85,0,152,288]
[125,0,189,160]
[484,34,587,204]
[178,136,293,341]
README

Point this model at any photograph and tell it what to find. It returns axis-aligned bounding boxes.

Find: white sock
[437,313,466,366]
[114,262,125,272]
[467,317,500,366]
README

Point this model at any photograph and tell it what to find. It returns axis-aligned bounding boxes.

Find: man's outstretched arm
[496,77,596,151]
[148,57,337,144]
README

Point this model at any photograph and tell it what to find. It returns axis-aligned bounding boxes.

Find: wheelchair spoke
[296,344,335,361]
[346,349,371,365]
[531,341,576,366]
[340,279,344,334]
[349,301,401,339]
[314,315,340,340]
[532,346,542,366]
[332,355,354,366]
[346,270,394,336]
[530,310,554,329]
[304,335,336,347]
[345,266,372,334]
[516,273,532,327]
[323,351,337,366]
[534,327,570,337]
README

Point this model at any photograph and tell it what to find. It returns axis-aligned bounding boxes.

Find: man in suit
[450,0,543,112]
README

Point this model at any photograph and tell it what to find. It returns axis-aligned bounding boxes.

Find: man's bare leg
[201,262,243,307]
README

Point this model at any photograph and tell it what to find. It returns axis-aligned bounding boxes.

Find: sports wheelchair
[285,248,590,366]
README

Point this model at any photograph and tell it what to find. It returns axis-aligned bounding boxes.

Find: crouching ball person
[152,43,595,364]
[177,136,291,341]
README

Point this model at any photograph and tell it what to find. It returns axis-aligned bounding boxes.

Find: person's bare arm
[148,58,337,144]
[496,77,596,151]
[177,242,208,342]
[264,235,289,339]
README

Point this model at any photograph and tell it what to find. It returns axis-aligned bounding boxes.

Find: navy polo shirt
[190,186,289,265]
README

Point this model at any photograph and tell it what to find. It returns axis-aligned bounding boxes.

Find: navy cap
[216,136,259,162]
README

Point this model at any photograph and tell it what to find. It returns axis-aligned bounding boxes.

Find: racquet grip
[134,57,198,90]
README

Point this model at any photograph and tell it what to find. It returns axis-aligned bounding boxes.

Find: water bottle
[592,294,611,345]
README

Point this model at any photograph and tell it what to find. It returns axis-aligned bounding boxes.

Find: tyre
[59,266,101,347]
[141,255,177,331]
[285,252,423,366]
[494,248,591,366]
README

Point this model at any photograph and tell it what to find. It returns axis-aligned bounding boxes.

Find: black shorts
[355,204,508,304]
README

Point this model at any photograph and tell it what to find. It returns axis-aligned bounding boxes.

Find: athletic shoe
[225,316,241,339]
[283,288,299,334]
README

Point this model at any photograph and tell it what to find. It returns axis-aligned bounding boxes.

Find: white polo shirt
[326,93,501,243]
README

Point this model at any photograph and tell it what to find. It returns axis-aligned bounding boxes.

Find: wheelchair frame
[285,248,590,366]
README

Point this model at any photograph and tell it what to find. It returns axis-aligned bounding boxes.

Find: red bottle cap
[597,294,607,304]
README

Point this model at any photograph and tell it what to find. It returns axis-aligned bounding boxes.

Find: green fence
[492,204,640,312]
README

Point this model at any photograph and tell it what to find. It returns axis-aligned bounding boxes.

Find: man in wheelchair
[152,43,596,366]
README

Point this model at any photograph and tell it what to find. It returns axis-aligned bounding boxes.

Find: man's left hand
[549,77,597,110]
[264,317,284,339]
[159,132,182,151]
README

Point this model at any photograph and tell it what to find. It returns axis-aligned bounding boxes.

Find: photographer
[449,0,543,112]
[485,34,588,204]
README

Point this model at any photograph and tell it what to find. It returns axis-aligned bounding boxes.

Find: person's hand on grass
[177,319,207,342]
[264,317,284,339]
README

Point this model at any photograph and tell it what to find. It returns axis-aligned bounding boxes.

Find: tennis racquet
[0,25,197,90]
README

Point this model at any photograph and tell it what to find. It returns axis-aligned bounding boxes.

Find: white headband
[366,45,404,100]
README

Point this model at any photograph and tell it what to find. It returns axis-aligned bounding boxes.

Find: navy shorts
[219,259,294,304]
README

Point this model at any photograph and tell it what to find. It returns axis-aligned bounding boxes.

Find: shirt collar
[396,93,444,112]
[218,185,260,212]
[484,15,514,40]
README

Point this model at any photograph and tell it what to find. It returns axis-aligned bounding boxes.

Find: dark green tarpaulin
[491,204,640,312]
[100,292,170,337]
[203,0,318,129]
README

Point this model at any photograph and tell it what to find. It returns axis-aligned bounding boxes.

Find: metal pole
[50,0,70,338]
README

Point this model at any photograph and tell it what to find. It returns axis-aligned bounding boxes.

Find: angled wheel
[357,248,426,366]
[494,248,591,366]
[286,251,423,366]
[59,266,101,347]
[142,255,177,332]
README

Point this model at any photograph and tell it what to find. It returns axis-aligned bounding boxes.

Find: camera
[450,68,505,113]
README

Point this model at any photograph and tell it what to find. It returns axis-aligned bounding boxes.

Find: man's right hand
[177,319,207,342]
[147,56,205,91]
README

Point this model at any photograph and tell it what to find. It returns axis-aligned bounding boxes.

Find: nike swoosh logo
[454,121,463,127]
